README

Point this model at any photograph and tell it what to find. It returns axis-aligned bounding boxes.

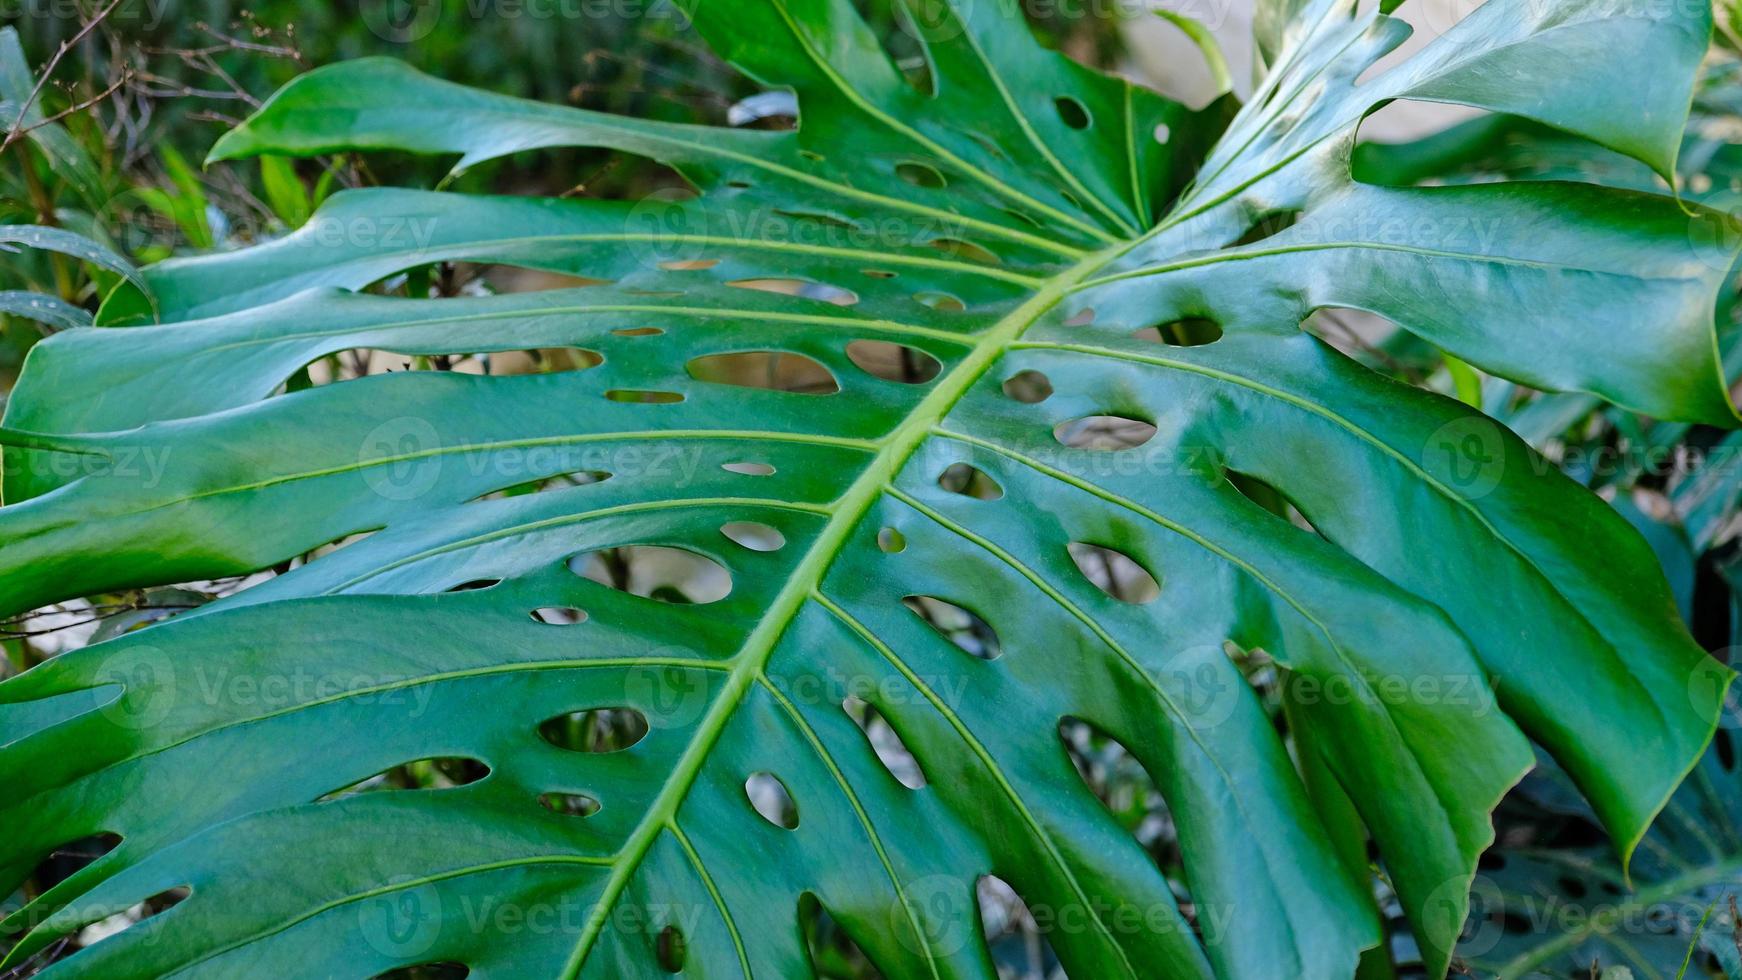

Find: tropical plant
[0,0,1737,977]
[1337,38,1742,977]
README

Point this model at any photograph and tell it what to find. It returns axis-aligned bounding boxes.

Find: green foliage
[0,1,1737,978]
[0,26,125,377]
[1350,40,1742,978]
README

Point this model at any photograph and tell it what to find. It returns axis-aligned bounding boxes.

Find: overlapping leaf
[0,0,1735,977]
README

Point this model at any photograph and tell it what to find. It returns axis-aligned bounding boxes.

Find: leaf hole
[570,546,733,604]
[529,348,604,373]
[937,462,1004,500]
[1001,369,1053,404]
[77,887,192,948]
[1063,307,1095,327]
[720,521,786,552]
[1135,318,1223,347]
[846,339,942,384]
[1053,416,1157,451]
[686,350,839,395]
[877,527,907,554]
[844,696,925,788]
[775,209,860,232]
[1067,543,1161,604]
[862,269,899,279]
[722,461,776,476]
[318,757,490,802]
[1153,123,1171,143]
[976,876,1062,967]
[915,291,965,312]
[800,894,882,978]
[1228,209,1301,248]
[744,771,800,829]
[1226,472,1319,535]
[656,925,688,973]
[32,833,122,892]
[446,579,503,592]
[296,347,601,388]
[531,606,588,625]
[471,470,611,502]
[659,258,720,271]
[605,389,684,404]
[1058,718,1182,878]
[896,161,947,189]
[729,277,859,306]
[904,595,1002,660]
[612,326,664,337]
[538,792,601,817]
[925,238,1000,265]
[728,91,798,128]
[1053,96,1091,129]
[538,708,650,753]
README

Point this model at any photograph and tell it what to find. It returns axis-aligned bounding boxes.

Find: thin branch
[0,0,127,155]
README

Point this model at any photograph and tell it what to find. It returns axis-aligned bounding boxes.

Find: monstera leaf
[0,0,1735,977]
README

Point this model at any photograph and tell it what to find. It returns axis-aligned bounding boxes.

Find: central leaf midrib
[559,240,1127,978]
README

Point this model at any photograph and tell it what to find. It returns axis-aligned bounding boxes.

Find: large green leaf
[0,0,1734,977]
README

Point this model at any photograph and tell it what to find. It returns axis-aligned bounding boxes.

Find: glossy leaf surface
[0,1,1734,977]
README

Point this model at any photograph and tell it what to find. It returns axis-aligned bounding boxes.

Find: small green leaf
[259,155,312,229]
[0,225,144,293]
[0,289,90,330]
